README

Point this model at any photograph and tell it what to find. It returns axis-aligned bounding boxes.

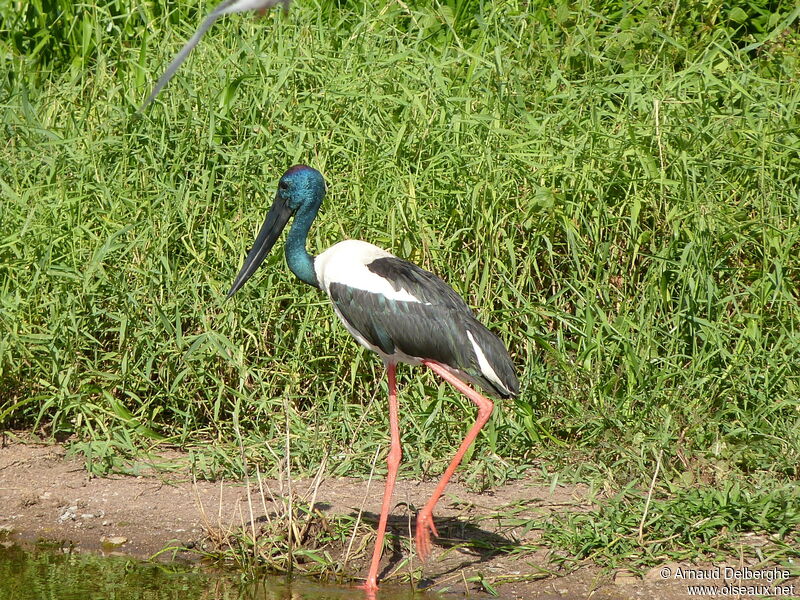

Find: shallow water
[0,544,439,600]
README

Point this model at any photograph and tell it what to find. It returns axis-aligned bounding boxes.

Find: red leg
[362,362,401,594]
[415,360,494,561]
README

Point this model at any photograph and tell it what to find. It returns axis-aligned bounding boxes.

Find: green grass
[1,0,799,573]
[541,479,800,570]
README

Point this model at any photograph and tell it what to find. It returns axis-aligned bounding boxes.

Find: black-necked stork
[140,0,291,110]
[228,165,519,593]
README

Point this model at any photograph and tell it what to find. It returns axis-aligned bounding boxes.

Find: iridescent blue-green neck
[285,206,319,289]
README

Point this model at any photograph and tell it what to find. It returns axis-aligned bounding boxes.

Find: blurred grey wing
[139,0,291,110]
[139,10,223,110]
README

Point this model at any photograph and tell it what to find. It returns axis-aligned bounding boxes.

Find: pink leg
[362,363,401,595]
[415,360,494,561]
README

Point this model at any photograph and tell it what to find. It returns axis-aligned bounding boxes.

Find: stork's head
[278,164,326,213]
[227,165,326,297]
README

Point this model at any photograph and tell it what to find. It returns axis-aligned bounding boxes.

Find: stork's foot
[415,509,439,561]
[357,580,379,599]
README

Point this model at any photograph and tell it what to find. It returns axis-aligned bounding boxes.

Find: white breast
[314,240,424,303]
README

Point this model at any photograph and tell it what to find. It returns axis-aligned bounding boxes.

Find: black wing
[328,257,518,398]
[367,257,473,313]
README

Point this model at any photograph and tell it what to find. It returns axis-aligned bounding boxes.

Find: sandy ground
[0,439,796,599]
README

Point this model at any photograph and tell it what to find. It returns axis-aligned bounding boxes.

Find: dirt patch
[0,439,796,599]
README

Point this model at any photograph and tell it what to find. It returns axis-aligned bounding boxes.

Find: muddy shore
[1,440,795,599]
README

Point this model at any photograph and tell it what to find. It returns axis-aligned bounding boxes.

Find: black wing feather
[328,257,519,398]
[367,257,472,312]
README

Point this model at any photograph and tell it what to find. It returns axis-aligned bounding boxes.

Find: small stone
[58,510,76,522]
[20,494,39,508]
[101,536,128,547]
[613,570,639,584]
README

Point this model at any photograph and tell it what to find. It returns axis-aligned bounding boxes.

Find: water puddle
[0,543,443,600]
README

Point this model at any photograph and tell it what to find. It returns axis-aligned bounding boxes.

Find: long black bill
[227,193,292,298]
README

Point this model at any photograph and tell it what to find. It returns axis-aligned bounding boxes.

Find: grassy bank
[1,0,798,571]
